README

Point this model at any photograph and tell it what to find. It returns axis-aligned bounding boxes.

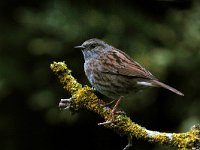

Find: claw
[98,120,112,126]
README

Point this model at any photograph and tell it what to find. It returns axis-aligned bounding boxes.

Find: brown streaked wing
[99,48,156,80]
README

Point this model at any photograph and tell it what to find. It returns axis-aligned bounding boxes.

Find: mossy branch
[50,61,200,150]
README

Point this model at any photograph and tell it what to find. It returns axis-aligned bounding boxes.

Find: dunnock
[75,38,184,115]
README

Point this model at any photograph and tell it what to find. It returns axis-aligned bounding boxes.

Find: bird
[75,38,184,116]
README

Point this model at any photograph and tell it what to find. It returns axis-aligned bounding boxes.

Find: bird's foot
[98,96,125,126]
[98,120,113,126]
[98,99,116,107]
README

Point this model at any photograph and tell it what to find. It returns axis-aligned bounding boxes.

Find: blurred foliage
[0,0,200,150]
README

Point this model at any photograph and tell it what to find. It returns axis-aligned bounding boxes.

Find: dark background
[0,0,200,150]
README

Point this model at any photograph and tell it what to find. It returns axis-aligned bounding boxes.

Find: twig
[50,61,200,150]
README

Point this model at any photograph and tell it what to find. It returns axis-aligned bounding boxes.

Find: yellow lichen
[50,61,200,150]
[172,129,200,148]
[150,133,169,145]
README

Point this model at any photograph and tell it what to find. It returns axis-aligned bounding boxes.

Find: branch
[50,61,200,150]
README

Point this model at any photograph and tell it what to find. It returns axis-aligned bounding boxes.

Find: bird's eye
[90,44,97,48]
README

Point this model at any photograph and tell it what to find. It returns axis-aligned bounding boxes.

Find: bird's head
[74,38,111,61]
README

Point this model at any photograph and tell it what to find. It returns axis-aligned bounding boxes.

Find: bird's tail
[151,80,184,96]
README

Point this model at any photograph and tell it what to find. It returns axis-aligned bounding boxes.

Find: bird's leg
[93,86,116,107]
[99,99,116,107]
[98,99,113,107]
[98,96,125,126]
[110,96,124,118]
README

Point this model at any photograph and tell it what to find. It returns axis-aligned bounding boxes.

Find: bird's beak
[74,45,85,49]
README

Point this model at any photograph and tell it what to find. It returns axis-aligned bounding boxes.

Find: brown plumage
[75,38,184,100]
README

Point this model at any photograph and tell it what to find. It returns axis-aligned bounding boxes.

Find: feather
[151,80,184,96]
